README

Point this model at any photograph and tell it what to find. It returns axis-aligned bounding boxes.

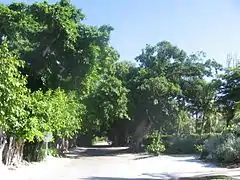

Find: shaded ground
[85,176,232,180]
[64,146,133,158]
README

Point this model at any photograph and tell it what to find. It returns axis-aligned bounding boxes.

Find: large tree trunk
[60,138,69,153]
[2,136,24,166]
[130,110,153,152]
[130,119,153,152]
[55,137,75,155]
[0,135,6,165]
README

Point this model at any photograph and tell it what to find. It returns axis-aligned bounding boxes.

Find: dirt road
[3,146,240,180]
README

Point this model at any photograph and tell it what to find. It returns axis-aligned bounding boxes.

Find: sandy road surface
[2,146,240,180]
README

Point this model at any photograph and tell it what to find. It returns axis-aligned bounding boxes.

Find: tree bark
[68,136,77,149]
[130,120,153,152]
[0,136,6,165]
[130,109,153,152]
[62,138,69,153]
[2,136,24,166]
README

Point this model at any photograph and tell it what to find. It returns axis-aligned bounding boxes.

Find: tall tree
[0,0,116,92]
[125,41,222,151]
[218,66,240,126]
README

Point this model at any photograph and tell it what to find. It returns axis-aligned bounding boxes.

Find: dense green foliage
[0,43,29,140]
[144,133,218,155]
[0,0,239,165]
[28,89,83,140]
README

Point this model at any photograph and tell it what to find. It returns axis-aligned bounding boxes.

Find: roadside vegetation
[0,0,239,167]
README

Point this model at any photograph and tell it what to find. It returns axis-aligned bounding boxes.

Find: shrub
[48,147,60,157]
[146,132,165,156]
[40,146,61,159]
[201,132,240,163]
[162,134,217,154]
[201,133,223,160]
[144,133,221,155]
[165,135,197,154]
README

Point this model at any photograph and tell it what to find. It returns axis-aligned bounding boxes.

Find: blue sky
[2,0,240,66]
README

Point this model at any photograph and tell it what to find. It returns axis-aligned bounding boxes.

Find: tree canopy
[0,0,239,165]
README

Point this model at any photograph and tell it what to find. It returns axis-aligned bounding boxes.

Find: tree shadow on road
[174,157,216,168]
[64,146,133,158]
[82,177,164,180]
[81,175,232,180]
[132,154,155,160]
[141,172,232,180]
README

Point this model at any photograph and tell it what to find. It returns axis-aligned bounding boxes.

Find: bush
[48,147,60,157]
[143,133,221,155]
[161,134,217,154]
[201,133,223,160]
[146,132,165,156]
[201,132,240,163]
[165,135,197,154]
